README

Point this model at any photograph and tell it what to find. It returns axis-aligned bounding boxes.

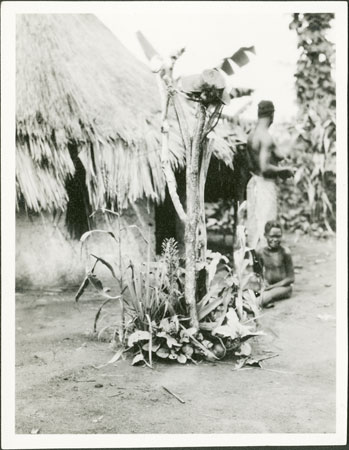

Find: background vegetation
[279,13,336,235]
[207,13,336,240]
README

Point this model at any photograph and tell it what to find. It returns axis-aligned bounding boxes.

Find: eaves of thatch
[16,14,241,214]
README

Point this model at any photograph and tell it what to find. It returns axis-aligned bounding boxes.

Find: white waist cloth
[246,175,278,249]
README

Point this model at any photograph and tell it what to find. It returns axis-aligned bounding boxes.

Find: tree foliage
[282,13,336,233]
[290,13,335,110]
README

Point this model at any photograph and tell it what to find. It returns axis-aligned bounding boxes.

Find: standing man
[246,100,293,249]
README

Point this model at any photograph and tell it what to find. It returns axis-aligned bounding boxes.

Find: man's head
[264,220,282,250]
[258,100,275,125]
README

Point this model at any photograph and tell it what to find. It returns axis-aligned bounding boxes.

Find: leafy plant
[206,201,235,238]
[282,13,336,234]
[76,225,264,367]
[290,13,335,111]
[74,34,266,367]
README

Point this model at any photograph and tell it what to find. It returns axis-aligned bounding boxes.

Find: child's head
[264,220,282,250]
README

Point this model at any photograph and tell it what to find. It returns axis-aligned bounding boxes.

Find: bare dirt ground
[15,234,336,434]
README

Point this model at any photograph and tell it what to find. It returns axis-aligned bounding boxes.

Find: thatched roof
[16,14,240,213]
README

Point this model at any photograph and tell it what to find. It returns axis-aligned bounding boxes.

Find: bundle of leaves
[126,306,263,367]
[117,239,261,366]
[77,234,264,367]
[180,69,231,107]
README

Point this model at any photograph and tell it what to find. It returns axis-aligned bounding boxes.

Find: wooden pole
[184,103,206,328]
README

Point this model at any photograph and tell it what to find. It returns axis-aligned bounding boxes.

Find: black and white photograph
[1,1,347,448]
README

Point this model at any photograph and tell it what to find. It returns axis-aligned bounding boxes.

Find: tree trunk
[196,137,213,297]
[185,104,206,328]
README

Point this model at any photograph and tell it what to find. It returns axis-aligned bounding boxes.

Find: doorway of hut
[65,141,92,240]
[154,154,249,257]
[154,169,186,255]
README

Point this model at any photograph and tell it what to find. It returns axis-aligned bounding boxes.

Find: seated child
[256,220,295,307]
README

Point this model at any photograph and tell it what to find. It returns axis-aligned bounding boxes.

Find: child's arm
[264,247,295,290]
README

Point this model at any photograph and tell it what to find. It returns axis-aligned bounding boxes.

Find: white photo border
[1,1,347,448]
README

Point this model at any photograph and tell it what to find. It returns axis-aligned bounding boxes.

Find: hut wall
[15,201,155,289]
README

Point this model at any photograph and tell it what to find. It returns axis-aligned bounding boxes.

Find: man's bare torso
[247,127,281,177]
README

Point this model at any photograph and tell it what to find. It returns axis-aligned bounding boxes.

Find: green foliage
[290,13,335,109]
[206,201,235,235]
[122,246,186,331]
[279,112,336,234]
[180,46,255,107]
[283,13,336,233]
[76,229,264,367]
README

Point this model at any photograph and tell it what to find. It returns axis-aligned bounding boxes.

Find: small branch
[162,386,186,404]
[256,353,279,363]
[261,368,294,375]
[201,105,223,142]
[160,95,187,223]
[204,104,220,131]
[75,379,96,383]
[89,208,120,218]
[146,314,153,368]
[91,258,99,273]
[243,313,265,324]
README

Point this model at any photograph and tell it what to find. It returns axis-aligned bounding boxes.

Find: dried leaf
[80,229,118,244]
[106,348,125,365]
[142,342,161,352]
[90,254,117,279]
[157,331,181,349]
[156,347,170,358]
[122,224,149,243]
[220,58,234,75]
[231,48,249,67]
[213,324,236,338]
[75,276,89,302]
[235,341,252,356]
[196,284,222,311]
[159,318,171,333]
[198,296,224,321]
[94,299,111,332]
[131,353,145,366]
[136,31,158,61]
[240,330,265,342]
[177,354,187,364]
[184,327,198,337]
[128,330,151,347]
[87,273,104,293]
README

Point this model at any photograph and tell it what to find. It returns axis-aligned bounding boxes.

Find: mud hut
[16,14,246,288]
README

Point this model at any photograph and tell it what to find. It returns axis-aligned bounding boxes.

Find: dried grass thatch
[16,14,240,213]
